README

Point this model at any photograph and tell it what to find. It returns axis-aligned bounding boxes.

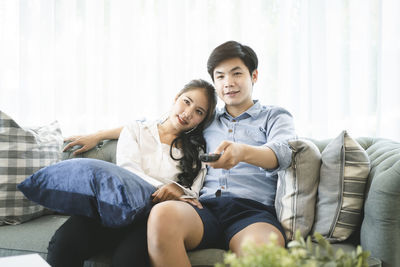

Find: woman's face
[169,88,209,133]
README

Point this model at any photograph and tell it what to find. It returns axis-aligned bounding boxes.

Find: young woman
[47,79,217,267]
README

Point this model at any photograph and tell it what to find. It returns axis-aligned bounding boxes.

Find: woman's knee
[148,201,184,238]
[147,200,203,250]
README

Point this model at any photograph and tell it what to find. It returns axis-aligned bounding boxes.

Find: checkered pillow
[0,111,63,225]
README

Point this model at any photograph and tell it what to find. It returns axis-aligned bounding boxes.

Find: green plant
[215,231,370,267]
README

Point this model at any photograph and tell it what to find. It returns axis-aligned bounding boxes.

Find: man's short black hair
[207,41,258,81]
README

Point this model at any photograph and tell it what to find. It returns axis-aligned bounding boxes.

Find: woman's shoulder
[125,118,157,130]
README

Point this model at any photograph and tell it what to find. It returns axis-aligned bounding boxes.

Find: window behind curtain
[0,0,399,141]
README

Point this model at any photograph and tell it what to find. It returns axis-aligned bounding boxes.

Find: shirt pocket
[243,126,267,145]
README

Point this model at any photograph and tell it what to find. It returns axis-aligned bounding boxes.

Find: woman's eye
[196,110,204,116]
[183,99,190,104]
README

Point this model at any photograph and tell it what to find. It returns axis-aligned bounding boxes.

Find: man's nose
[224,76,233,87]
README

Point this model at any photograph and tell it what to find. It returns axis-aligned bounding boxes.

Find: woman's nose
[184,109,194,119]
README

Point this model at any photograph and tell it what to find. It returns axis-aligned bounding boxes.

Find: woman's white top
[116,119,205,198]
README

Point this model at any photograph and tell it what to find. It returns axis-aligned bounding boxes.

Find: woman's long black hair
[169,79,217,188]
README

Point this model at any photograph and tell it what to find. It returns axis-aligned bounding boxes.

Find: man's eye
[216,75,224,80]
[234,72,242,76]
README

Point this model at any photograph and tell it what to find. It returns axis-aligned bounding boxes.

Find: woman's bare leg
[147,201,204,267]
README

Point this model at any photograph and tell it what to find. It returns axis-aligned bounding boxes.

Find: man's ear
[251,69,258,84]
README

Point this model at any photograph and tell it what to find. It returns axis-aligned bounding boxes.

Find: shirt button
[232,119,236,122]
[215,189,221,197]
[228,129,233,133]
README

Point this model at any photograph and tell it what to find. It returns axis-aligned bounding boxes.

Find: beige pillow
[312,131,370,242]
[275,139,321,240]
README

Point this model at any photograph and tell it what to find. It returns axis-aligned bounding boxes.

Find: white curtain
[1,0,399,141]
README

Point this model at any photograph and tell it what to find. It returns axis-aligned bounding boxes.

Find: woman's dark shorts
[192,197,286,250]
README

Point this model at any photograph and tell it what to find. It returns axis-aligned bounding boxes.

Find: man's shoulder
[259,104,293,118]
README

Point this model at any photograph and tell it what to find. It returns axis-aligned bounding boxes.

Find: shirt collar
[217,100,261,120]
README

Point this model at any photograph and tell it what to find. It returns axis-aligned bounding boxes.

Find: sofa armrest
[360,138,400,267]
[62,139,118,164]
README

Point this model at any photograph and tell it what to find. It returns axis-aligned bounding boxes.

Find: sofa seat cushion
[0,215,68,254]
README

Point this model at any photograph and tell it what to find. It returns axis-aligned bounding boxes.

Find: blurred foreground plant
[215,231,370,267]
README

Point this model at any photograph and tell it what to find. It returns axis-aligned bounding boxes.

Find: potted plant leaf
[215,231,370,267]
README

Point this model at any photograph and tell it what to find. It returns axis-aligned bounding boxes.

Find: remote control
[199,153,221,162]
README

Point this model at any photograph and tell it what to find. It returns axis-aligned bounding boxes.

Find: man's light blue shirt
[199,100,296,206]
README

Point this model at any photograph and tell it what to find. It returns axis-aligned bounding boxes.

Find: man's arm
[208,141,278,170]
[209,107,296,171]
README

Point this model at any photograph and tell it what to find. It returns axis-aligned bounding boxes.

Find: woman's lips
[177,115,188,125]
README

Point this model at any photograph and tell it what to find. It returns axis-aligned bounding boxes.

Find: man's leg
[147,201,204,267]
[229,222,285,256]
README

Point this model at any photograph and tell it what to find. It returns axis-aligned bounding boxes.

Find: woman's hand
[152,183,203,209]
[63,134,101,155]
[178,198,203,209]
[152,183,184,203]
[63,127,123,156]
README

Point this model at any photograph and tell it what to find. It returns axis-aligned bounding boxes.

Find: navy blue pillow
[18,158,156,228]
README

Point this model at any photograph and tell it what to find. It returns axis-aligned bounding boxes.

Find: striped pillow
[0,111,63,225]
[312,130,370,242]
[275,139,321,241]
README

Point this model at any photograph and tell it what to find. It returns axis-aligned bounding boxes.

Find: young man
[147,41,297,267]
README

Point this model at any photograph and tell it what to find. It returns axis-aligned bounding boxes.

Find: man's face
[213,57,258,116]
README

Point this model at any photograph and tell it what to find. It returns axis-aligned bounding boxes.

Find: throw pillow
[312,130,370,242]
[275,139,321,240]
[18,158,156,228]
[0,111,63,225]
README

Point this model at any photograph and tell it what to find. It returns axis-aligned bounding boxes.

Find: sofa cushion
[0,111,63,225]
[275,139,321,240]
[0,215,68,254]
[18,158,156,228]
[312,131,370,242]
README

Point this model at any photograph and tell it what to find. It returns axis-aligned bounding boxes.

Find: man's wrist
[239,143,251,163]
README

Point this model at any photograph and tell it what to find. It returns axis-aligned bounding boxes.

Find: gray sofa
[0,137,399,266]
